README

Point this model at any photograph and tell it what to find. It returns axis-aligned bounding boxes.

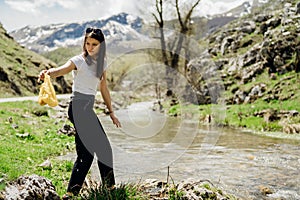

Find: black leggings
[67,92,115,194]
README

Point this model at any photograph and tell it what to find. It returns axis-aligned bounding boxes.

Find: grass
[0,100,75,195]
[76,180,237,200]
[79,183,146,200]
[0,24,57,98]
[196,98,300,141]
[164,91,300,140]
[0,100,239,199]
[0,99,146,197]
[3,93,299,198]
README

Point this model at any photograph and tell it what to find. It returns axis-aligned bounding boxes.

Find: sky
[0,0,252,32]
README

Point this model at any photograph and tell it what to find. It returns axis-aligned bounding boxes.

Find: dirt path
[0,94,71,103]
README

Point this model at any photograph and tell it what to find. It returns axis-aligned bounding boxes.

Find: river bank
[1,174,237,200]
[0,96,300,199]
[0,98,237,199]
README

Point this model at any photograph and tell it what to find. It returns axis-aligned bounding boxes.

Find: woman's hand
[109,112,121,128]
[38,69,49,82]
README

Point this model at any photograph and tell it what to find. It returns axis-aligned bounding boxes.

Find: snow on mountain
[101,20,147,41]
[223,1,252,17]
[10,12,146,53]
[10,1,268,54]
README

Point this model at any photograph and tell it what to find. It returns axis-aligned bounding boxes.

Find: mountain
[0,23,71,98]
[186,0,300,105]
[204,0,272,35]
[0,1,276,98]
[10,13,146,53]
[10,2,261,54]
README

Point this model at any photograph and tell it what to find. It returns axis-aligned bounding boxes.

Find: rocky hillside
[0,10,238,98]
[1,0,298,102]
[187,0,300,105]
[0,24,71,98]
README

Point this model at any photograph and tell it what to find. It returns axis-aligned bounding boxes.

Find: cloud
[197,0,252,16]
[1,0,254,32]
[3,0,134,20]
[4,0,81,14]
[54,0,81,9]
[4,0,38,14]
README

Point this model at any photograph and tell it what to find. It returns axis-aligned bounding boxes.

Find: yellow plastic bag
[38,74,58,107]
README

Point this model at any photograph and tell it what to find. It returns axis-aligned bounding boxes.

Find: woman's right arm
[38,60,76,81]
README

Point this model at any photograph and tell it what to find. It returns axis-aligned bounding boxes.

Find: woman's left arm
[100,71,121,128]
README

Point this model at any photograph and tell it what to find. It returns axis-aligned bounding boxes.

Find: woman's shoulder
[69,53,86,70]
[70,53,86,65]
[70,53,85,61]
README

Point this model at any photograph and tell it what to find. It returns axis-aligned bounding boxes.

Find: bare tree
[152,0,175,92]
[152,0,169,67]
[172,0,201,70]
[152,0,201,92]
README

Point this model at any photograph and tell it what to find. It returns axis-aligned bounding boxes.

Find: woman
[38,27,121,199]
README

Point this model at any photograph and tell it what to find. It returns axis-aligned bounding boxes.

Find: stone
[38,159,53,170]
[3,174,60,200]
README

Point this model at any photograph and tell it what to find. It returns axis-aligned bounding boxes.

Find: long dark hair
[83,27,106,79]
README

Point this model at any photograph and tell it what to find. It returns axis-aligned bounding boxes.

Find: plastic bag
[38,74,58,107]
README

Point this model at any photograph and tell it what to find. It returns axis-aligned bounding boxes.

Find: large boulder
[2,174,60,200]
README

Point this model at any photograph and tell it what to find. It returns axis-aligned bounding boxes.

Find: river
[98,101,300,200]
[2,96,299,199]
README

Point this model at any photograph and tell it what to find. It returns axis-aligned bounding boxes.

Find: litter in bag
[38,74,58,107]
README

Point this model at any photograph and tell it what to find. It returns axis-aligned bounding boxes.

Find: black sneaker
[62,192,73,200]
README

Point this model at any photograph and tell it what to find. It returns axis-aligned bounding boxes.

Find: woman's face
[85,37,100,58]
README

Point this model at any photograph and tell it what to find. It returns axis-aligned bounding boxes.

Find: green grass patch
[80,183,147,200]
[0,100,75,195]
[198,98,300,138]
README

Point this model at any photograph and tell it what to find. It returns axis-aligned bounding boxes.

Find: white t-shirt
[70,54,107,96]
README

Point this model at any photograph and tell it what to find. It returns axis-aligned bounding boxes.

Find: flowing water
[97,101,300,200]
[56,101,300,200]
[2,96,299,199]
